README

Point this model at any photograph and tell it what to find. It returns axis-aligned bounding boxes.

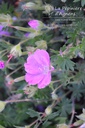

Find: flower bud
[0,61,5,69]
[57,123,68,128]
[23,86,37,98]
[25,125,30,128]
[10,44,22,58]
[0,101,6,112]
[61,0,67,3]
[26,46,35,53]
[5,76,14,91]
[22,2,37,11]
[43,4,54,15]
[51,92,58,100]
[28,20,46,30]
[73,120,83,127]
[35,40,47,50]
[0,14,13,26]
[45,105,52,115]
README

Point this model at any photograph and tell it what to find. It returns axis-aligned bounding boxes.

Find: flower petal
[24,55,43,74]
[38,73,51,89]
[25,73,44,85]
[28,20,39,30]
[33,49,50,66]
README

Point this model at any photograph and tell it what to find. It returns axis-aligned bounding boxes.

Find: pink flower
[0,61,5,69]
[28,20,39,30]
[24,49,54,89]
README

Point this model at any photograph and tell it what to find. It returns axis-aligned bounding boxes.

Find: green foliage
[74,0,85,6]
[56,98,72,116]
[0,0,85,128]
[27,109,40,118]
[56,56,75,71]
[0,2,14,14]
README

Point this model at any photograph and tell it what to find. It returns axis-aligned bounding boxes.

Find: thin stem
[52,90,72,108]
[0,49,7,54]
[6,65,23,78]
[5,99,31,104]
[52,84,63,93]
[29,113,45,127]
[0,39,10,45]
[19,38,30,45]
[52,79,61,83]
[3,35,24,40]
[8,63,19,66]
[0,51,8,58]
[69,98,75,127]
[5,98,52,104]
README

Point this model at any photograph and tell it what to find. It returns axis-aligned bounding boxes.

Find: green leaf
[0,41,11,48]
[55,117,66,124]
[46,112,59,120]
[43,112,58,126]
[27,109,40,118]
[0,2,14,14]
[56,56,75,71]
[43,121,52,128]
[68,84,85,101]
[56,98,72,116]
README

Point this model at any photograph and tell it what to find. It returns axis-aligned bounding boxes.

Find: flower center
[38,65,54,74]
[43,66,49,74]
